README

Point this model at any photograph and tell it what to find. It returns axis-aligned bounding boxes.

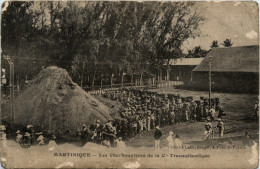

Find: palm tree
[210,40,219,48]
[222,39,233,47]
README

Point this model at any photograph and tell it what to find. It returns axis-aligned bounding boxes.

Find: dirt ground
[126,87,258,147]
[1,139,258,168]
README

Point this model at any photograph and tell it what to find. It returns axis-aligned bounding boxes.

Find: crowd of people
[1,88,258,149]
[81,88,227,147]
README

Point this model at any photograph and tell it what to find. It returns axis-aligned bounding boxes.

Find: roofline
[192,45,259,72]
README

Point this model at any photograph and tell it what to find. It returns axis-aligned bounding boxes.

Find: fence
[156,80,183,88]
[82,80,184,95]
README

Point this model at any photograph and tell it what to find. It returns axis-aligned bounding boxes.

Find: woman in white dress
[166,131,174,150]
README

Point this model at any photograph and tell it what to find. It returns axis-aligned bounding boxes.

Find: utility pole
[111,73,114,88]
[121,71,125,88]
[4,55,15,128]
[208,56,213,109]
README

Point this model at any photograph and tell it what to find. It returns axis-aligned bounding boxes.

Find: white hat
[155,126,159,130]
[16,130,20,134]
[169,131,174,135]
[218,118,222,121]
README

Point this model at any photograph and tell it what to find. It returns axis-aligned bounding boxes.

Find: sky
[182,1,259,52]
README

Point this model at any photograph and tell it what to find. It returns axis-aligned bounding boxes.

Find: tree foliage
[210,40,219,48]
[222,39,233,47]
[2,1,204,88]
[185,46,208,58]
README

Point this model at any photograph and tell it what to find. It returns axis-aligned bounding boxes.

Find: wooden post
[4,55,15,127]
[209,56,212,109]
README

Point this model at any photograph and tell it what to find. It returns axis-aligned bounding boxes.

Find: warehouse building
[168,58,204,82]
[192,45,259,93]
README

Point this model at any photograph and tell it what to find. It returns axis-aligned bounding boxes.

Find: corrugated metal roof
[169,58,204,66]
[192,45,259,72]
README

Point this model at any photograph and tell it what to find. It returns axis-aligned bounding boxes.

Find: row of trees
[2,1,204,88]
[210,39,233,48]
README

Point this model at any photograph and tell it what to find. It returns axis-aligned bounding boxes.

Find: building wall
[192,71,259,93]
[169,66,196,82]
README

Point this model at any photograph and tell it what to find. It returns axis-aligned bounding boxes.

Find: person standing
[142,117,147,131]
[209,106,216,121]
[16,130,23,143]
[205,120,213,140]
[80,124,89,146]
[154,126,162,150]
[139,118,143,134]
[117,137,126,148]
[217,118,224,137]
[48,135,57,151]
[167,131,174,150]
[150,113,155,130]
[36,132,45,145]
[217,105,226,120]
[147,114,151,131]
[174,134,183,148]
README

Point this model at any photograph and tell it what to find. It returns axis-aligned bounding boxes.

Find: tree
[210,40,219,48]
[141,2,204,81]
[2,1,205,89]
[222,39,233,47]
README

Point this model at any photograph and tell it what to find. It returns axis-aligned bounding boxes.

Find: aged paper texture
[0,1,259,168]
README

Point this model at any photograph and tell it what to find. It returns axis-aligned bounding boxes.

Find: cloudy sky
[182,1,258,52]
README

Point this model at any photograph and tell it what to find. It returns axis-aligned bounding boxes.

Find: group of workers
[15,125,57,147]
[81,88,227,147]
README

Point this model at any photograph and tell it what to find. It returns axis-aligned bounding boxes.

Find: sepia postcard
[0,1,259,168]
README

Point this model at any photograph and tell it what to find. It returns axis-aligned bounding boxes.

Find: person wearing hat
[167,131,174,150]
[205,120,213,140]
[174,134,182,148]
[217,118,224,137]
[94,119,103,144]
[80,124,89,146]
[217,105,226,120]
[48,135,57,151]
[16,130,23,143]
[36,132,45,145]
[209,106,216,122]
[116,137,126,148]
[154,126,162,150]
